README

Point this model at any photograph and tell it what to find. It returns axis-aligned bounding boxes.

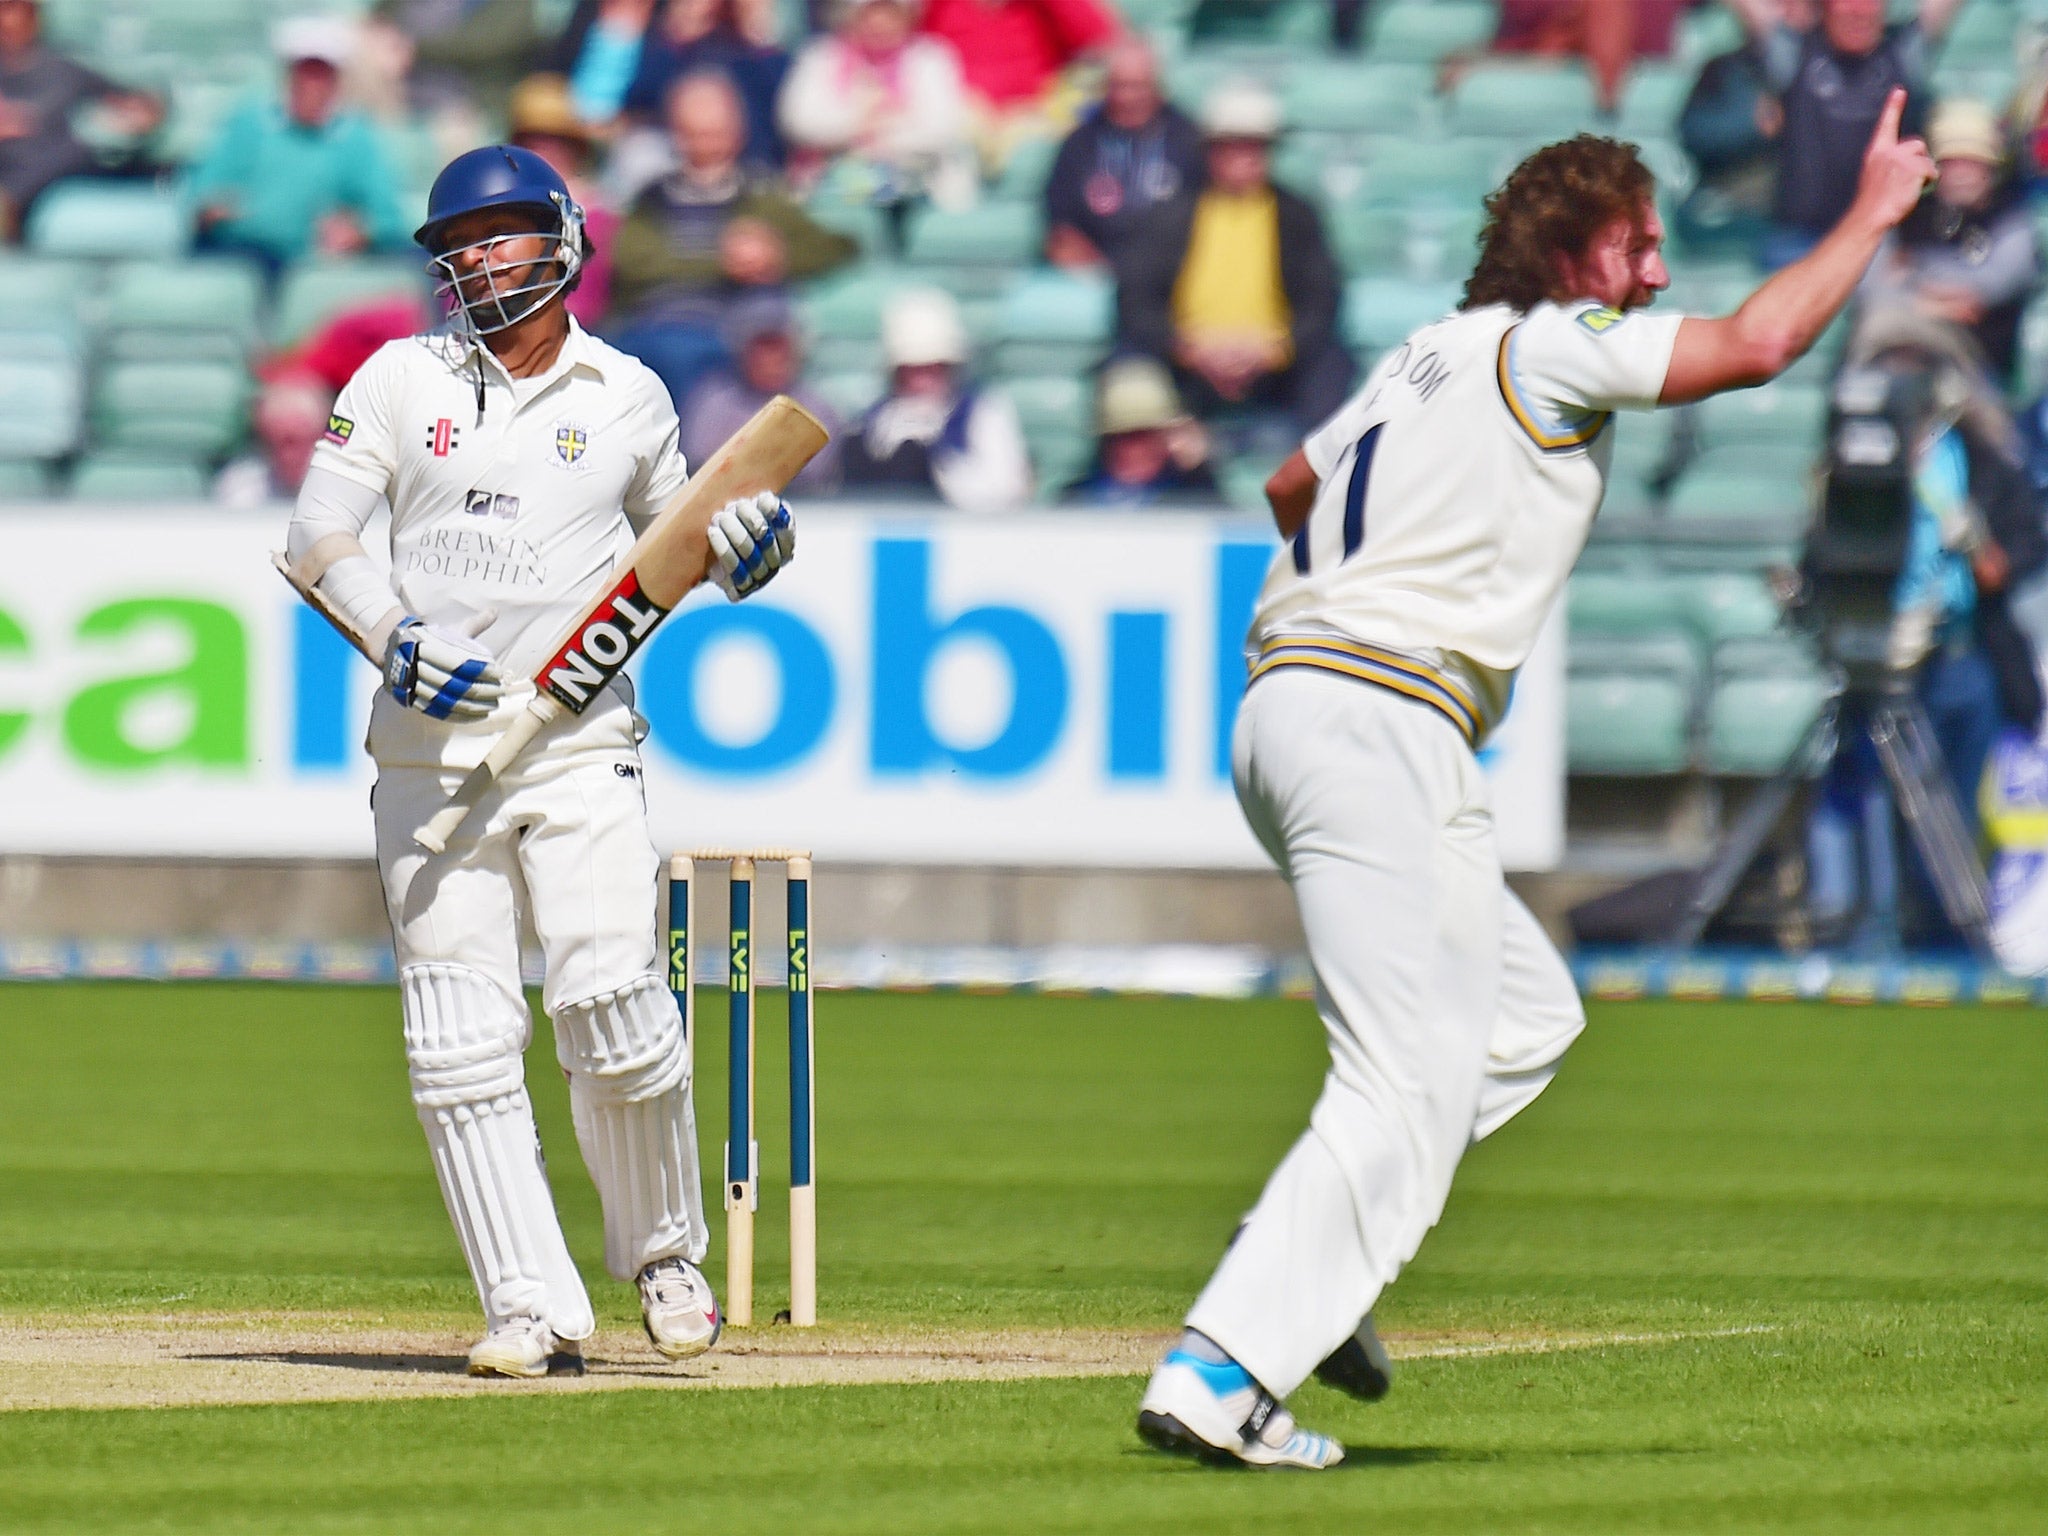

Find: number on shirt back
[1292,424,1382,576]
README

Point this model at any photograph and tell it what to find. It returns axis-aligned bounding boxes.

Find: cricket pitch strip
[0,1315,1781,1413]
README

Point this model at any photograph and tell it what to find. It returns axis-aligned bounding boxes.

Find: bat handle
[413,698,561,853]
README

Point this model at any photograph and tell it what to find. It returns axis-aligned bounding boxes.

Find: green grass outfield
[1,983,2044,1533]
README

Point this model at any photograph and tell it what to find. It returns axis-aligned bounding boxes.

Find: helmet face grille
[425,190,585,338]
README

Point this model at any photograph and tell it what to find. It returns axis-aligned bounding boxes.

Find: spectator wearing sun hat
[189,17,408,279]
[1112,79,1350,436]
[507,72,621,328]
[1063,356,1222,505]
[1866,99,2039,386]
[842,286,1032,511]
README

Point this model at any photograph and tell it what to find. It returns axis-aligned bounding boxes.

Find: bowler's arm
[1660,88,1933,404]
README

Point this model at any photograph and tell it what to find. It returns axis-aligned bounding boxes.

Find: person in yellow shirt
[1112,80,1352,434]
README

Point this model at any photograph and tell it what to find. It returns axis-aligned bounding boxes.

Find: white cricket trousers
[373,705,707,1339]
[1186,666,1585,1398]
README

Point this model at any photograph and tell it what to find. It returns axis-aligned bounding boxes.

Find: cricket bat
[413,394,828,854]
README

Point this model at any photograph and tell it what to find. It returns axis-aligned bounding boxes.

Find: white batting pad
[402,963,595,1340]
[552,977,708,1278]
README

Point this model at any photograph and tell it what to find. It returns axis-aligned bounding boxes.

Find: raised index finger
[1872,86,1906,147]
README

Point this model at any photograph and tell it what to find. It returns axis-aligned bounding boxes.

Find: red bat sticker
[539,570,670,712]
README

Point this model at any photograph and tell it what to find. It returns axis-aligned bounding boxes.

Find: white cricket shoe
[467,1316,583,1379]
[638,1256,722,1360]
[1137,1349,1345,1470]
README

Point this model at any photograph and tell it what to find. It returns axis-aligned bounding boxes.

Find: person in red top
[919,0,1119,167]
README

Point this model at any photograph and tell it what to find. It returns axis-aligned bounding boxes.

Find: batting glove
[383,614,506,721]
[708,490,796,602]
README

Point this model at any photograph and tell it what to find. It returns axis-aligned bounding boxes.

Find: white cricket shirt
[311,320,691,682]
[1247,298,1682,744]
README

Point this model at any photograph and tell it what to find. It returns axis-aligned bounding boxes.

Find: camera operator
[1807,307,2046,948]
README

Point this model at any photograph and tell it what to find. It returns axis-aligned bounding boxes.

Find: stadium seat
[992,269,1112,375]
[801,264,913,373]
[1188,0,1327,46]
[1676,443,1817,493]
[1704,645,1833,774]
[69,451,210,502]
[1694,379,1829,450]
[1003,374,1091,441]
[26,179,188,260]
[1570,570,1686,636]
[995,135,1062,200]
[1367,0,1496,63]
[1616,63,1692,140]
[903,201,1041,269]
[0,355,84,459]
[270,258,428,349]
[156,79,245,167]
[810,370,881,424]
[1284,63,1435,136]
[1680,571,1788,647]
[0,257,91,358]
[102,258,263,360]
[1341,276,1462,353]
[1449,64,1599,139]
[90,358,250,457]
[0,459,56,499]
[1355,138,1504,208]
[800,197,891,252]
[1568,632,1699,774]
[1661,464,1810,569]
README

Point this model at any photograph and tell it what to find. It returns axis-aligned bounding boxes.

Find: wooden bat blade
[629,393,827,611]
[531,394,828,717]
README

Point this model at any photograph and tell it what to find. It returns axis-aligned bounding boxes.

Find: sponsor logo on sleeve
[1576,306,1626,334]
[323,414,354,445]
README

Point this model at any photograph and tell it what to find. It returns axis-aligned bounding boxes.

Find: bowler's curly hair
[1461,135,1657,312]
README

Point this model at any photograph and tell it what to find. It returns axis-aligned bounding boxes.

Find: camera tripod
[1669,676,1992,956]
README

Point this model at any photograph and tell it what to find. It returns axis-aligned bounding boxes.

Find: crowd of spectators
[4,0,2048,529]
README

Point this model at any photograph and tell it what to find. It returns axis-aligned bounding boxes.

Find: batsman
[280,145,797,1377]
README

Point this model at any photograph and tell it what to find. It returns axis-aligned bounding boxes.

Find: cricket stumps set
[668,849,816,1328]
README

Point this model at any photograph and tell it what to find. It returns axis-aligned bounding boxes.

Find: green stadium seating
[1355,137,1503,207]
[1188,0,1327,47]
[26,179,188,260]
[992,270,1112,375]
[69,451,210,501]
[1681,571,1787,647]
[90,358,250,457]
[995,136,1062,201]
[1677,442,1817,493]
[156,80,246,167]
[102,258,263,360]
[1284,63,1434,136]
[1003,374,1091,440]
[1367,1,1496,63]
[270,258,428,349]
[0,356,84,459]
[1448,64,1599,139]
[903,201,1041,268]
[1606,412,1672,486]
[799,196,891,252]
[1569,570,1689,637]
[1341,276,1461,352]
[1616,63,1691,140]
[1661,464,1810,569]
[0,257,91,359]
[1567,632,1699,774]
[1703,640,1833,774]
[1942,2,2019,65]
[1693,379,1829,450]
[799,266,902,374]
[810,370,881,424]
[0,459,56,499]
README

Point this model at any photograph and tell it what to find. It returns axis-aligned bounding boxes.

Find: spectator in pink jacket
[780,0,976,212]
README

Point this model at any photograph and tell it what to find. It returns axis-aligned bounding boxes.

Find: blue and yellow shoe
[1137,1350,1345,1470]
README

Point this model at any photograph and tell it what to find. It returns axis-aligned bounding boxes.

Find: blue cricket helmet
[415,144,575,250]
[416,145,588,337]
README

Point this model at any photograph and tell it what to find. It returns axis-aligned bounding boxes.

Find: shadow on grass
[183,1350,687,1382]
[1125,1443,1454,1471]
